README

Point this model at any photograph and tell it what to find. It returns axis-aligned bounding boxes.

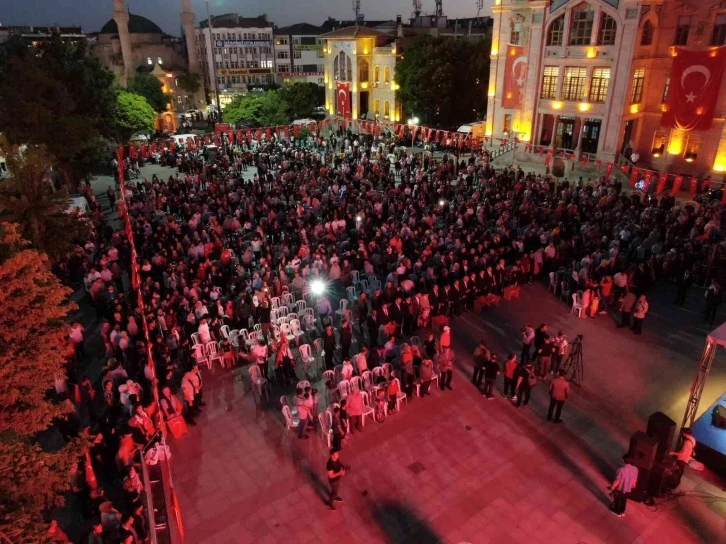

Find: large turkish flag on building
[661,47,726,131]
[502,44,527,109]
[336,82,351,118]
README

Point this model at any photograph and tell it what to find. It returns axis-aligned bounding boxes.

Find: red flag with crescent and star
[662,46,726,131]
[336,82,351,118]
[656,173,668,195]
[502,45,528,109]
[673,175,684,194]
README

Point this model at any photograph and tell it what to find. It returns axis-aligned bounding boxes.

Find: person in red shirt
[503,353,519,400]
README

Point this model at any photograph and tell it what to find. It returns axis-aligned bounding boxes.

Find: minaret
[181,0,200,74]
[113,0,133,86]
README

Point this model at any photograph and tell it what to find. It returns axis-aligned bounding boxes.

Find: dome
[100,13,164,35]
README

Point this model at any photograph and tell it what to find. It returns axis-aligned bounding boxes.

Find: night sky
[1,0,493,36]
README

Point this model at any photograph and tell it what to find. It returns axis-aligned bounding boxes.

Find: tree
[395,35,490,128]
[176,72,201,95]
[127,73,169,113]
[0,137,89,261]
[0,223,82,544]
[0,36,118,188]
[114,91,156,142]
[277,82,322,120]
[223,83,323,127]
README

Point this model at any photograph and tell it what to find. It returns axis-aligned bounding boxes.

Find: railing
[489,140,517,160]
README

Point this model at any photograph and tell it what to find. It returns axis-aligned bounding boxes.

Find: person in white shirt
[355,348,368,374]
[198,318,211,344]
[294,389,311,439]
[251,339,269,379]
[341,359,354,381]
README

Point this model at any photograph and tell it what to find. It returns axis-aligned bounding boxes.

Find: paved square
[170,281,726,544]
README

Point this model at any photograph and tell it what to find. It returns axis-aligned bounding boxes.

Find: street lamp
[407,117,419,148]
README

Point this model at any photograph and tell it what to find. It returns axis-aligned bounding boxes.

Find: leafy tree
[223,83,323,126]
[0,36,117,188]
[114,91,156,142]
[128,73,169,113]
[0,223,83,544]
[0,137,89,261]
[277,82,322,119]
[176,72,201,95]
[396,35,490,128]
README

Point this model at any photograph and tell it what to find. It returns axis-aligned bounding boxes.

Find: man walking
[608,455,639,517]
[482,353,500,399]
[514,360,536,407]
[471,340,490,391]
[326,449,347,510]
[502,354,519,401]
[547,369,570,423]
[618,291,636,329]
[521,324,535,362]
[438,346,455,391]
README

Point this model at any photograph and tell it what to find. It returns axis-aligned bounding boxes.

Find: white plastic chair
[382,362,392,380]
[410,336,421,347]
[246,331,259,349]
[278,306,290,317]
[191,332,200,346]
[220,325,231,339]
[299,344,317,376]
[337,380,351,399]
[548,272,557,294]
[360,390,375,426]
[272,324,281,343]
[361,370,374,392]
[571,292,584,317]
[351,270,360,287]
[350,376,363,391]
[346,286,357,302]
[360,278,370,295]
[334,364,344,383]
[282,406,300,431]
[296,299,307,313]
[205,341,224,369]
[287,312,298,323]
[297,379,311,391]
[282,292,295,310]
[393,377,407,411]
[192,344,209,368]
[229,330,239,352]
[276,317,288,327]
[303,307,315,318]
[281,323,295,342]
[318,412,332,447]
[560,281,571,302]
[270,308,280,323]
[372,367,385,382]
[248,365,269,402]
[335,299,349,324]
[323,369,335,401]
[253,323,262,334]
[271,296,281,310]
[290,319,305,342]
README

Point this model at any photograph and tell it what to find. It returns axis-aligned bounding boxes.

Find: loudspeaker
[646,411,676,462]
[628,431,658,471]
[648,457,681,497]
[628,467,651,503]
[712,404,726,429]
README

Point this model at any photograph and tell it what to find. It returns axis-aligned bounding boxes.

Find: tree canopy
[0,137,89,261]
[114,90,157,142]
[127,73,170,113]
[395,35,490,128]
[0,36,117,187]
[176,72,202,95]
[223,82,323,126]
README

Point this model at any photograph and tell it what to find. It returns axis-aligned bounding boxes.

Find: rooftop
[320,26,393,39]
[100,13,164,35]
[274,23,323,36]
[199,14,271,29]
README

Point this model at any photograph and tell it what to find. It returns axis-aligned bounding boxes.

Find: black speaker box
[628,431,658,471]
[648,457,681,497]
[646,411,676,462]
[712,404,726,429]
[628,467,651,503]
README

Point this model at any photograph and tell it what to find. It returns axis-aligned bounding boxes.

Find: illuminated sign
[293,44,323,51]
[215,39,271,47]
[277,71,324,77]
[218,68,273,76]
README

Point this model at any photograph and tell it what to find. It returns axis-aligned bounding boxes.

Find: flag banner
[336,81,351,118]
[605,162,613,180]
[544,152,552,166]
[629,167,640,188]
[662,46,726,131]
[643,172,652,193]
[673,175,684,194]
[582,156,589,165]
[293,124,300,137]
[689,176,698,197]
[502,44,528,109]
[284,125,289,139]
[656,173,668,195]
[596,159,602,170]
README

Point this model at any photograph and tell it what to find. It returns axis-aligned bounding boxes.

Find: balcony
[538,99,606,117]
[374,46,395,55]
[544,46,615,60]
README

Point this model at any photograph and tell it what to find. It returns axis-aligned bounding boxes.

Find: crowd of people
[48,123,726,539]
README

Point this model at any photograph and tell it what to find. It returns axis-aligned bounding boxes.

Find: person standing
[322,324,336,370]
[419,358,434,397]
[482,353,500,399]
[551,331,568,374]
[514,360,536,408]
[631,294,648,335]
[294,388,311,439]
[547,369,570,422]
[705,280,722,326]
[502,354,519,401]
[608,455,639,517]
[521,324,535,362]
[346,388,364,433]
[675,269,693,307]
[326,449,347,510]
[471,340,490,391]
[618,291,637,329]
[536,335,555,377]
[340,320,353,360]
[438,346,455,391]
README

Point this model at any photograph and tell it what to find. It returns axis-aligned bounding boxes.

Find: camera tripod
[561,335,584,386]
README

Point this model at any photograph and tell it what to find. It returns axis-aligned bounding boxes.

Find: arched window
[374,65,380,82]
[384,66,390,83]
[547,15,564,46]
[641,20,654,45]
[384,101,390,118]
[598,13,617,45]
[359,58,369,82]
[333,51,352,81]
[569,4,595,46]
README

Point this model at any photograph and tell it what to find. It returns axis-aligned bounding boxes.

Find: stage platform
[692,393,726,477]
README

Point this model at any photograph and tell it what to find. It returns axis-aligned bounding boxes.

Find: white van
[456,121,487,139]
[66,195,90,215]
[171,133,198,146]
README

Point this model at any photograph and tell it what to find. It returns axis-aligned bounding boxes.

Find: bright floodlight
[439,199,445,206]
[356,215,362,222]
[310,280,325,296]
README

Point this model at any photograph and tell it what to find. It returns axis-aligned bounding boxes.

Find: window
[712,14,726,45]
[570,5,595,46]
[278,64,289,72]
[598,13,617,45]
[374,65,380,82]
[261,60,273,68]
[359,58,369,82]
[589,68,610,102]
[503,114,511,134]
[651,131,667,156]
[277,51,289,59]
[684,136,701,162]
[547,15,564,46]
[662,77,670,102]
[293,51,302,59]
[384,66,390,83]
[675,16,690,45]
[511,21,522,45]
[333,51,352,81]
[562,67,587,100]
[374,99,380,116]
[631,68,645,103]
[384,101,390,118]
[147,57,152,65]
[277,37,289,45]
[317,49,325,58]
[541,66,559,99]
[641,20,654,45]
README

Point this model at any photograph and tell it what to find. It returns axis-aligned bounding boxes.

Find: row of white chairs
[191,341,227,370]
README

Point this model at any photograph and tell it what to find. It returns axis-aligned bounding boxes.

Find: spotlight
[310,280,325,296]
[439,199,445,207]
[356,215,362,222]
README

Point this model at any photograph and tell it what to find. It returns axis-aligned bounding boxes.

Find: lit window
[570,5,595,46]
[674,16,690,45]
[562,67,587,100]
[641,20,654,45]
[147,57,153,65]
[374,65,380,82]
[384,66,390,83]
[589,68,610,102]
[684,137,701,162]
[541,66,559,99]
[547,15,564,46]
[511,22,522,45]
[711,14,726,46]
[384,101,390,118]
[631,68,645,104]
[651,131,667,155]
[503,114,511,134]
[662,78,670,102]
[157,57,163,65]
[374,99,380,116]
[598,13,617,45]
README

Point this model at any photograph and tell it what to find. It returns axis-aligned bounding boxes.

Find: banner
[662,46,726,131]
[689,176,698,198]
[656,172,668,195]
[605,162,613,180]
[502,44,528,109]
[336,81,351,118]
[284,125,289,139]
[643,172,652,193]
[629,167,640,188]
[673,175,684,194]
[544,152,552,167]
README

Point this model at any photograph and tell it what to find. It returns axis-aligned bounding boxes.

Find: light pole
[407,117,419,149]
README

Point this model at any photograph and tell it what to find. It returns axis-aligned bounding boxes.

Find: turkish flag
[293,124,300,137]
[275,126,280,137]
[187,137,194,150]
[544,152,552,167]
[620,164,630,174]
[673,175,684,194]
[129,145,137,159]
[284,125,289,139]
[434,130,441,143]
[643,172,652,193]
[656,173,668,195]
[265,128,271,140]
[582,156,589,166]
[336,82,351,118]
[596,159,602,170]
[169,140,176,153]
[246,130,253,142]
[310,122,317,134]
[502,44,527,109]
[204,134,210,145]
[256,129,262,141]
[139,144,147,158]
[213,133,220,146]
[662,47,726,131]
[237,129,243,143]
[689,177,698,197]
[605,162,613,180]
[629,167,640,188]
[538,146,544,155]
[149,143,156,154]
